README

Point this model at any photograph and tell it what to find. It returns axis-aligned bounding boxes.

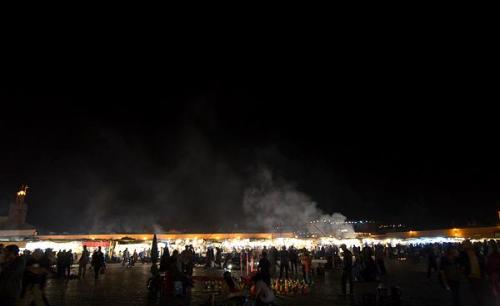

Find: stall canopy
[82,241,111,248]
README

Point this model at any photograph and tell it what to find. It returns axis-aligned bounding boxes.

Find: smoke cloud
[243,167,355,238]
[18,101,356,235]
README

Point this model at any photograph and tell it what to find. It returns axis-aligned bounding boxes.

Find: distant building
[0,185,37,240]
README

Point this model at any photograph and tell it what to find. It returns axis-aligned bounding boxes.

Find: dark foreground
[44,260,497,306]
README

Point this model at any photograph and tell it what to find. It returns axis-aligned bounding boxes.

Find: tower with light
[8,185,29,226]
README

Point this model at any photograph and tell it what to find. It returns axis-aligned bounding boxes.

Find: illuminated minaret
[8,185,29,225]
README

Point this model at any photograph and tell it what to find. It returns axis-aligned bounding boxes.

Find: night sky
[1,72,498,233]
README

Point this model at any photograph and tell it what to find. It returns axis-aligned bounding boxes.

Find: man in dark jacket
[79,246,90,279]
[340,244,353,295]
[258,251,271,286]
[64,250,73,279]
[269,247,278,278]
[279,246,289,279]
[56,250,64,278]
[159,247,170,272]
[91,247,105,280]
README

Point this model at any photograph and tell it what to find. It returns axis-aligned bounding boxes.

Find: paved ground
[43,259,498,305]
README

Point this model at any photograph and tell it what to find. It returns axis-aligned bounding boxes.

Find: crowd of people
[198,240,499,305]
[0,243,106,305]
[425,239,499,306]
[158,245,195,295]
[1,239,499,305]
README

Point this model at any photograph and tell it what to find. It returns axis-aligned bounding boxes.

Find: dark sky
[1,67,498,233]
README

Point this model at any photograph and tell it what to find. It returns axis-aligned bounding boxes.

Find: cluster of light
[317,236,467,247]
[114,242,166,254]
[22,236,482,255]
[25,241,83,252]
[309,220,345,225]
[345,220,375,224]
[307,219,375,225]
[378,224,404,229]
